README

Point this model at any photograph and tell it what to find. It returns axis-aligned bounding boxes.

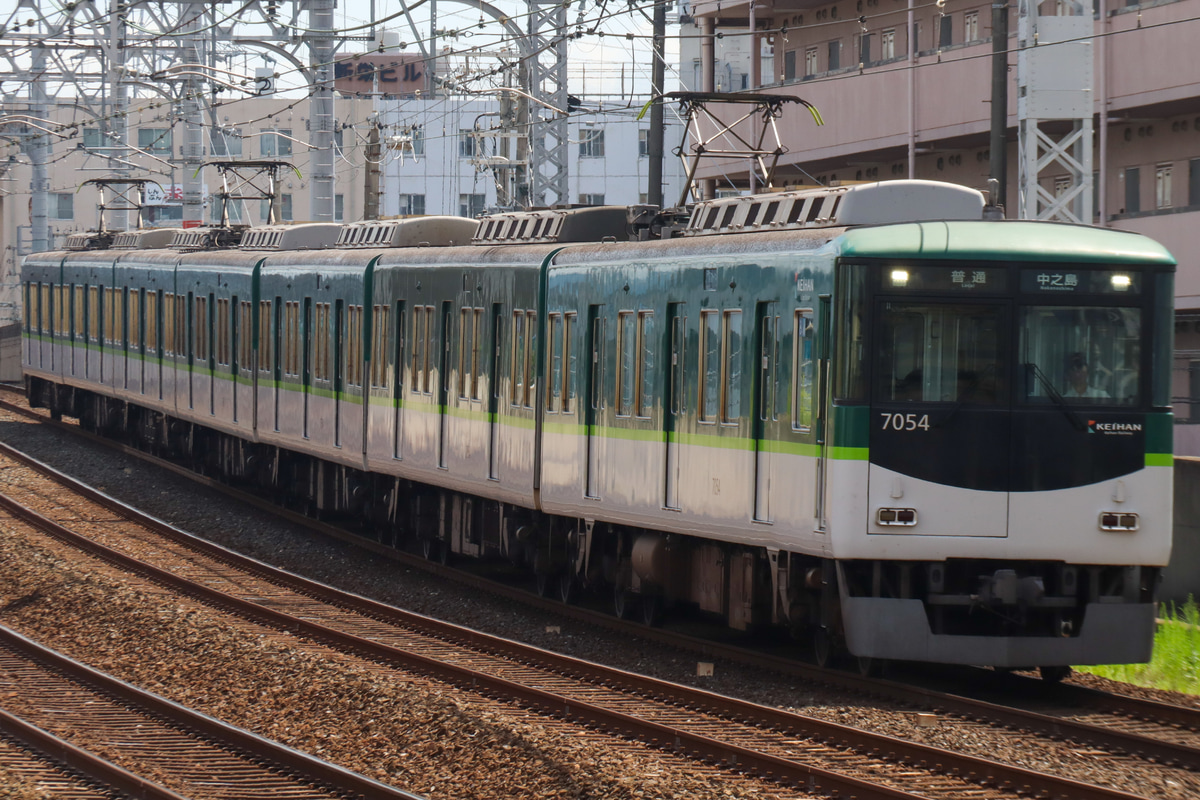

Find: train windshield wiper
[1025,362,1087,432]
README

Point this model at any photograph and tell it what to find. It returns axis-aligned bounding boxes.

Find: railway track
[0,624,421,800]
[2,386,1198,772]
[0,420,1178,800]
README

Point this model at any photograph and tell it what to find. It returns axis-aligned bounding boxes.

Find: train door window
[175,295,188,360]
[412,305,433,394]
[757,307,777,422]
[669,309,686,417]
[393,301,405,394]
[194,296,209,363]
[88,286,100,345]
[459,306,476,400]
[722,310,743,423]
[283,301,300,377]
[129,290,141,352]
[22,282,30,333]
[347,304,363,388]
[314,302,331,382]
[26,283,35,334]
[524,312,537,408]
[563,312,578,414]
[617,311,635,416]
[146,291,159,354]
[470,308,484,401]
[835,265,869,401]
[120,288,129,349]
[371,304,390,389]
[792,310,816,431]
[637,311,655,419]
[105,288,119,346]
[511,310,526,407]
[72,285,84,343]
[259,301,273,373]
[217,298,231,368]
[547,313,563,412]
[185,293,195,365]
[56,285,67,338]
[699,310,720,422]
[239,301,253,371]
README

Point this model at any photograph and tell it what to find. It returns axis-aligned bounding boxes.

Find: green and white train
[21,180,1176,675]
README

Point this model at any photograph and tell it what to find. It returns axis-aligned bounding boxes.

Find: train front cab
[826,222,1176,668]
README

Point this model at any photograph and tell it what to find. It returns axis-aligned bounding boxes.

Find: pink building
[684,0,1200,450]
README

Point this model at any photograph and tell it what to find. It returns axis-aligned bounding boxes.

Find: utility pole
[182,2,207,227]
[28,44,49,252]
[989,2,1009,211]
[306,0,336,222]
[364,123,381,220]
[647,0,667,209]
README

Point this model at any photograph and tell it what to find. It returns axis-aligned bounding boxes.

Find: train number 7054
[880,412,931,431]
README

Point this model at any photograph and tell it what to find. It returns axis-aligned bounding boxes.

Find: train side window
[314,302,331,382]
[792,309,815,431]
[371,304,390,389]
[239,301,253,371]
[175,294,188,360]
[56,285,67,339]
[72,285,83,343]
[88,286,100,345]
[699,310,720,422]
[722,310,742,423]
[459,306,482,400]
[563,312,577,414]
[617,311,635,416]
[129,290,141,352]
[105,288,118,346]
[346,304,364,388]
[283,301,300,377]
[471,308,484,401]
[411,305,425,393]
[547,312,562,413]
[217,297,231,368]
[163,292,175,356]
[637,310,655,418]
[393,301,405,394]
[22,282,31,333]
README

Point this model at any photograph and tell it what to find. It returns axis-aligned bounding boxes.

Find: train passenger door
[753,302,778,522]
[814,295,832,531]
[664,304,685,509]
[303,298,312,439]
[488,304,502,480]
[438,301,452,469]
[585,304,605,498]
[334,299,344,447]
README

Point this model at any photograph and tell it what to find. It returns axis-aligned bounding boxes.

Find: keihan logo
[1088,420,1143,434]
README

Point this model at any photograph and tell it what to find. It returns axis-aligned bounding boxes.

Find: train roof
[336,216,478,248]
[837,220,1177,266]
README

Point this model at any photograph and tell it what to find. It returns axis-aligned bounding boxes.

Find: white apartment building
[379,98,688,216]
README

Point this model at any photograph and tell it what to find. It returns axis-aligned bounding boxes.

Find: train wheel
[857,656,887,678]
[613,585,639,620]
[813,627,834,669]
[1039,665,1071,683]
[558,573,577,605]
[535,572,553,598]
[640,593,663,627]
[421,537,441,563]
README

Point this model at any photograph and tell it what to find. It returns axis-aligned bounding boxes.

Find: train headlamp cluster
[1111,274,1133,291]
[1099,512,1139,531]
[877,507,917,526]
[889,269,910,287]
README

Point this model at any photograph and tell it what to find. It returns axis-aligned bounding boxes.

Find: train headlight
[1111,273,1132,291]
[1099,512,1139,531]
[889,269,910,287]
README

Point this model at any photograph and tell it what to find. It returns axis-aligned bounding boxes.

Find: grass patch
[1077,597,1200,694]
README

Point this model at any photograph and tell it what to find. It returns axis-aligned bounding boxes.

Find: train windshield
[875,302,1004,404]
[1018,306,1141,406]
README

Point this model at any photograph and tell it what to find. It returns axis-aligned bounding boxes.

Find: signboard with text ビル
[333,54,427,96]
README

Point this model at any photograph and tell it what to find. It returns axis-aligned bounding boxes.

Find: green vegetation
[1078,597,1200,694]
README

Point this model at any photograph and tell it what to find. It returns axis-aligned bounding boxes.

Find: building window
[828,40,841,70]
[459,129,477,158]
[881,29,896,60]
[1124,167,1140,214]
[212,131,243,156]
[260,129,292,157]
[138,128,173,154]
[1190,158,1200,207]
[860,33,873,64]
[939,15,953,48]
[82,127,102,148]
[1156,164,1173,209]
[410,126,425,156]
[964,11,979,42]
[638,129,650,157]
[335,194,344,222]
[804,46,819,76]
[459,193,486,218]
[784,49,797,81]
[579,126,605,158]
[51,193,74,220]
[578,193,605,206]
[281,194,293,221]
[398,194,425,216]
